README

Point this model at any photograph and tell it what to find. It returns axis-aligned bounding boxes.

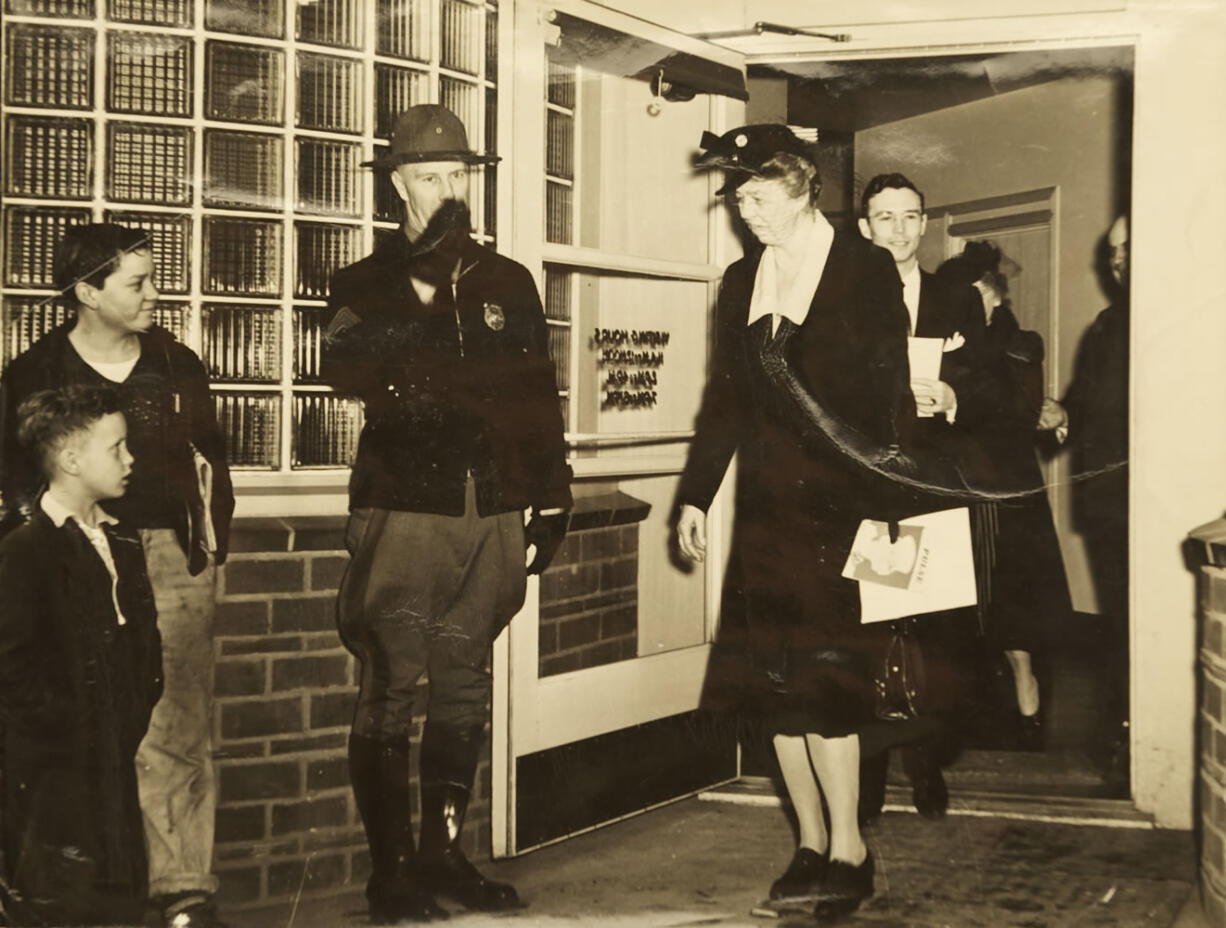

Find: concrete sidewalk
[240,795,1199,927]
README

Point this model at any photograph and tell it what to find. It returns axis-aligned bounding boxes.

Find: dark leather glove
[406,199,472,288]
[525,510,569,575]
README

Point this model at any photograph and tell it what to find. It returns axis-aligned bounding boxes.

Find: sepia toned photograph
[0,1,1223,926]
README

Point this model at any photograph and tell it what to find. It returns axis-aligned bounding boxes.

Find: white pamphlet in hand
[844,507,977,623]
[193,448,218,553]
[907,337,944,417]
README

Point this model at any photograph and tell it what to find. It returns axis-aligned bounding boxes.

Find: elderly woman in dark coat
[675,124,917,919]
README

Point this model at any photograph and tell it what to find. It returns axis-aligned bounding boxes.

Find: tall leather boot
[348,734,448,923]
[417,781,521,911]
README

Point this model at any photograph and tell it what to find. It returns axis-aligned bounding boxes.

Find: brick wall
[537,492,650,678]
[1194,520,1226,928]
[212,516,491,910]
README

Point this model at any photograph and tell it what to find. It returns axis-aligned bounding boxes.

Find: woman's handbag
[874,620,928,721]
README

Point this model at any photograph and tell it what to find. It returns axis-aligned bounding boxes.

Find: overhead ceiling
[754,45,1133,133]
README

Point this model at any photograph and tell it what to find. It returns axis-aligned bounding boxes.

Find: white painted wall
[1127,2,1226,830]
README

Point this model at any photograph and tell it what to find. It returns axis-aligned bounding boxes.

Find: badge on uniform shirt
[483,301,505,331]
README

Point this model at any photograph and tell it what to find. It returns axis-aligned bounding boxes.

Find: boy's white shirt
[40,491,128,626]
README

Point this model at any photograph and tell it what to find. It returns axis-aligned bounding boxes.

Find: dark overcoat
[973,305,1072,653]
[677,232,922,736]
[0,510,162,926]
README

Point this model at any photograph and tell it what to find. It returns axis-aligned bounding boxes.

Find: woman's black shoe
[1018,710,1043,751]
[901,742,948,820]
[769,847,829,901]
[812,852,874,921]
[858,751,888,826]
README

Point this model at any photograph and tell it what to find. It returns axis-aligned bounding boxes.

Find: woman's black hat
[696,124,815,195]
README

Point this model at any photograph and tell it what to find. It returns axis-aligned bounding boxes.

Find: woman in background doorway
[938,241,1072,745]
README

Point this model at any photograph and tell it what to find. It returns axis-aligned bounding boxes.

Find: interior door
[491,0,748,855]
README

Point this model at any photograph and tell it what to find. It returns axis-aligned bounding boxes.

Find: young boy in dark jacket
[0,384,162,926]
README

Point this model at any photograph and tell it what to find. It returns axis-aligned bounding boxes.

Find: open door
[491,0,749,855]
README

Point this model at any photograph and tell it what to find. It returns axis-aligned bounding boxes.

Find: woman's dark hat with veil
[695,124,816,195]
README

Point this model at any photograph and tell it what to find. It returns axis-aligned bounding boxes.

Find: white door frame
[491,0,747,856]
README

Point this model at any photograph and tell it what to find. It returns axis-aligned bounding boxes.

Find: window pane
[543,267,571,322]
[297,52,363,134]
[3,295,73,364]
[439,77,478,147]
[297,0,362,50]
[546,109,573,179]
[373,166,400,224]
[108,0,190,28]
[201,304,282,382]
[107,123,193,204]
[376,0,429,61]
[5,116,93,198]
[545,181,571,244]
[107,31,192,117]
[3,205,91,288]
[482,164,496,241]
[5,24,94,109]
[548,323,569,392]
[204,130,284,210]
[294,222,361,299]
[483,85,496,234]
[440,0,479,75]
[484,5,496,76]
[293,393,363,466]
[151,299,189,342]
[296,139,360,216]
[203,217,282,296]
[293,307,331,382]
[547,56,575,108]
[205,0,282,38]
[104,210,192,294]
[375,63,428,139]
[7,0,91,17]
[207,42,285,125]
[214,392,281,467]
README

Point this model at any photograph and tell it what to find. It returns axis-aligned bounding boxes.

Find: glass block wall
[2,0,498,472]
